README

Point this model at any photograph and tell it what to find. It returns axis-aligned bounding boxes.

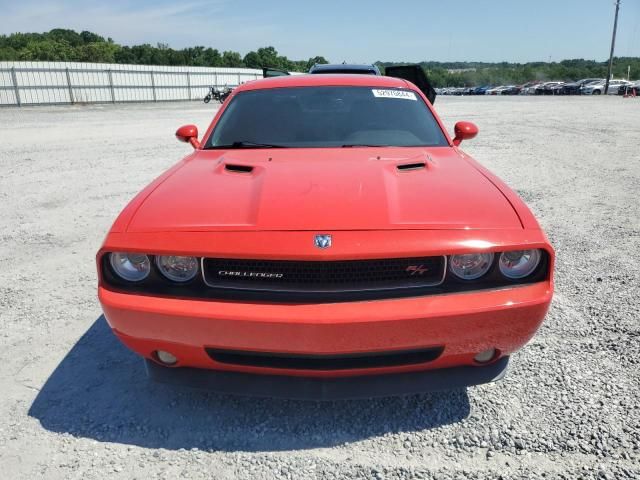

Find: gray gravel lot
[0,96,639,479]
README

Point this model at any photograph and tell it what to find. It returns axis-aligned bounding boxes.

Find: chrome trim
[200,256,448,293]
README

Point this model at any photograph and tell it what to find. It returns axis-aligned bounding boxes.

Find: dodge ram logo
[314,234,332,249]
[406,265,429,276]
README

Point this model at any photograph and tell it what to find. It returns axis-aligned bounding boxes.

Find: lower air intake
[206,346,445,370]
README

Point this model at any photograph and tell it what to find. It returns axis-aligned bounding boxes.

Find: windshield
[206,86,448,148]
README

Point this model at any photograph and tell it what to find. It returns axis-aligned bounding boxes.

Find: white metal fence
[0,61,264,106]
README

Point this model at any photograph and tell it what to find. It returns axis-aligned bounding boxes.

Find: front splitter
[145,357,510,400]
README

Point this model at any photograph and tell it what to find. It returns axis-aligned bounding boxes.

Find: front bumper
[98,228,554,396]
[100,281,551,379]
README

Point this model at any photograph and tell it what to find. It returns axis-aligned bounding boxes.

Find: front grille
[206,347,444,370]
[202,256,446,295]
[102,249,549,304]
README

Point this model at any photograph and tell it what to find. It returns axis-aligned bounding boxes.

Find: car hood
[127,147,522,232]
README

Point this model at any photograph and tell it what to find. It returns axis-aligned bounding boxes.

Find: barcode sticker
[372,89,417,100]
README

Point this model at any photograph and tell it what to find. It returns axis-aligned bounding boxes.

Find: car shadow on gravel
[29,316,470,452]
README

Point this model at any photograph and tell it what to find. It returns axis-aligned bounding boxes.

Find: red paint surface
[98,74,554,378]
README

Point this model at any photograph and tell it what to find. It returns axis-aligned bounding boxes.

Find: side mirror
[175,124,200,149]
[452,121,479,146]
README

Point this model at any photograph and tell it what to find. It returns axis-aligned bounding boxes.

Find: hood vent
[396,162,426,172]
[225,163,254,174]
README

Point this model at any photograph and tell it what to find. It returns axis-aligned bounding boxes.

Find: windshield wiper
[210,141,288,149]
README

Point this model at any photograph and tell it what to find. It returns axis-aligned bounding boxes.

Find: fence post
[214,72,218,89]
[10,67,21,106]
[65,67,74,104]
[150,71,157,102]
[237,72,241,86]
[186,71,191,101]
[107,69,115,103]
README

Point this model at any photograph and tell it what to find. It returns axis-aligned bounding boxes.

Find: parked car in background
[533,83,550,95]
[561,78,602,95]
[472,86,489,95]
[536,82,564,95]
[606,80,633,95]
[618,81,640,96]
[581,79,631,95]
[486,86,509,95]
[265,64,437,104]
[521,83,542,95]
[500,86,521,95]
[308,63,381,75]
[434,78,638,98]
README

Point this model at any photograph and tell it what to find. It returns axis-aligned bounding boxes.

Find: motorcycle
[204,84,233,104]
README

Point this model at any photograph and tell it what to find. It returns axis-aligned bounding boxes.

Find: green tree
[76,42,119,63]
[19,39,74,61]
[243,51,261,69]
[47,28,84,47]
[305,56,328,71]
[221,50,243,67]
[80,30,106,44]
[202,48,222,67]
[0,29,334,71]
[3,28,637,83]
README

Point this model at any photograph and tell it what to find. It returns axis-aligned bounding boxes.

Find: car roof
[238,74,410,92]
[309,63,378,73]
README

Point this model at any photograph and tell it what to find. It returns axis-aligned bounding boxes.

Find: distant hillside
[1,29,638,86]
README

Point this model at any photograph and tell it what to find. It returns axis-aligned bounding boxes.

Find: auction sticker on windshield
[372,89,417,100]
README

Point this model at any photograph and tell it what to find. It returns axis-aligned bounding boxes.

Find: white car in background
[520,83,542,95]
[581,79,632,95]
[485,86,508,95]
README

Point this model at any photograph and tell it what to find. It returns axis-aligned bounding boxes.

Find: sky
[1,0,639,63]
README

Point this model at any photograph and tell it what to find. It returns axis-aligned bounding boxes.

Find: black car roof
[309,64,380,74]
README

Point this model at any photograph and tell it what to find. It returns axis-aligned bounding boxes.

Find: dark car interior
[208,87,447,148]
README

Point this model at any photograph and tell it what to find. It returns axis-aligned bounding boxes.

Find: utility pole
[605,0,621,94]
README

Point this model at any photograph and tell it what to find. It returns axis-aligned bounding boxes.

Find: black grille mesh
[202,256,445,292]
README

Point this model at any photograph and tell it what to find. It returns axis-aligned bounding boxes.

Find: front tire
[204,95,211,103]
[592,90,601,95]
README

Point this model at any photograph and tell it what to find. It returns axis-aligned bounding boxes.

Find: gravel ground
[0,96,638,479]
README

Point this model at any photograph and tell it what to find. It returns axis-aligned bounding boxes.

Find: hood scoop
[224,163,254,174]
[396,162,426,172]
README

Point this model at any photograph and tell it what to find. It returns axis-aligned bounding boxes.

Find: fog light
[474,348,497,364]
[155,350,178,365]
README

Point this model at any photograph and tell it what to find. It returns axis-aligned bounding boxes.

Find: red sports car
[97,73,554,399]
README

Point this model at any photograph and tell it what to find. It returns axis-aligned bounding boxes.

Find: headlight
[449,253,494,280]
[155,256,199,282]
[109,252,151,282]
[499,249,541,279]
